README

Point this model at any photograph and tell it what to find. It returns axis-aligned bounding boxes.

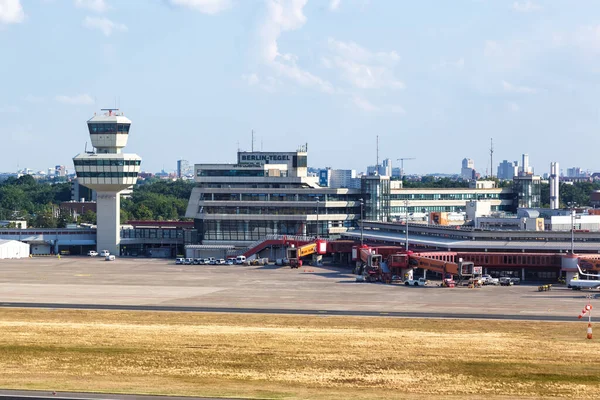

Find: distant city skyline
[2,1,600,174]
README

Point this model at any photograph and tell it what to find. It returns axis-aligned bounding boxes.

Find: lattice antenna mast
[490,138,494,179]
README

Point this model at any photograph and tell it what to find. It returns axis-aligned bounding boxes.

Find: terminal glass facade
[198,219,356,242]
[390,192,512,201]
[197,169,288,177]
[362,176,390,221]
[513,176,541,210]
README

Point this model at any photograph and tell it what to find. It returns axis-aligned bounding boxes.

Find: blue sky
[1,0,600,176]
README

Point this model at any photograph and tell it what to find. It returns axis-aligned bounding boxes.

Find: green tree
[16,174,36,186]
[136,204,154,220]
[57,209,76,228]
[33,205,57,228]
[80,210,97,224]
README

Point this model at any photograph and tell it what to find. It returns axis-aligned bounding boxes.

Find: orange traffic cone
[587,323,593,340]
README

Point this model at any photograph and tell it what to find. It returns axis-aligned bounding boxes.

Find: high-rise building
[367,159,392,177]
[519,154,533,176]
[567,167,585,178]
[461,158,475,180]
[330,169,360,189]
[550,162,559,209]
[497,160,518,180]
[73,109,142,255]
[177,159,191,178]
[55,165,67,177]
[382,158,392,177]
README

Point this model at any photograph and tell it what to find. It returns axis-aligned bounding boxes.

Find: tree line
[1,175,599,228]
[0,176,194,228]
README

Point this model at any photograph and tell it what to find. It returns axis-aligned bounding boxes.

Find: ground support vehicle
[405,278,428,286]
[286,240,327,269]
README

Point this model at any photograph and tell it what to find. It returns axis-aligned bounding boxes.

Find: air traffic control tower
[73,109,141,255]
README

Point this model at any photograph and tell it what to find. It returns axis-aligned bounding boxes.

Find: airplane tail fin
[577,264,600,279]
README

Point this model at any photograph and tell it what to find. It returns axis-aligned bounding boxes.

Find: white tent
[0,240,30,259]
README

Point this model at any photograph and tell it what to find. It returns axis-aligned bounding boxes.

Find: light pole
[404,199,409,251]
[316,196,319,238]
[359,198,364,246]
[568,201,578,254]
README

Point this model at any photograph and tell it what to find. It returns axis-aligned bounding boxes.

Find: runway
[0,301,577,322]
[0,389,236,400]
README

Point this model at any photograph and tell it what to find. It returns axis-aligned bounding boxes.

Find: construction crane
[396,158,416,180]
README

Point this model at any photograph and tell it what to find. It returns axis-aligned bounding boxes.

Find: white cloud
[0,0,25,24]
[325,37,404,89]
[243,73,260,86]
[329,0,341,11]
[502,80,537,94]
[512,1,541,12]
[74,0,108,13]
[83,16,127,36]
[252,0,333,93]
[169,0,231,14]
[242,73,281,93]
[55,94,95,105]
[352,95,405,114]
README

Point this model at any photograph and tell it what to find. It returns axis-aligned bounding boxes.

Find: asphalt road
[0,301,578,322]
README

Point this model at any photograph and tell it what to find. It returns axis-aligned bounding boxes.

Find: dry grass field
[0,308,598,399]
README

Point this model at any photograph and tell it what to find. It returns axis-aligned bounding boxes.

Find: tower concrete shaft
[73,109,141,255]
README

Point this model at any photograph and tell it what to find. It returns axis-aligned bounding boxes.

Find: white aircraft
[568,266,600,290]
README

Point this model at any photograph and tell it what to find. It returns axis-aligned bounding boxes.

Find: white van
[236,255,246,265]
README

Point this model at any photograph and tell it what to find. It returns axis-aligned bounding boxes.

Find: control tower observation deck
[73,109,142,255]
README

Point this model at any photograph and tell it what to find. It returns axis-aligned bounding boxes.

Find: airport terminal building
[185,149,520,246]
[185,149,364,246]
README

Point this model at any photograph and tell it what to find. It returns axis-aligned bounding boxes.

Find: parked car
[193,258,204,265]
[175,258,185,265]
[99,250,110,257]
[87,250,98,257]
[217,258,226,265]
[499,277,513,286]
[105,255,116,261]
[510,277,521,285]
[481,274,499,286]
[236,255,247,265]
[226,259,234,265]
[208,257,216,265]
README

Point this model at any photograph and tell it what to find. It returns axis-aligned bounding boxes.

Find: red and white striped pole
[587,304,593,340]
[579,303,593,339]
